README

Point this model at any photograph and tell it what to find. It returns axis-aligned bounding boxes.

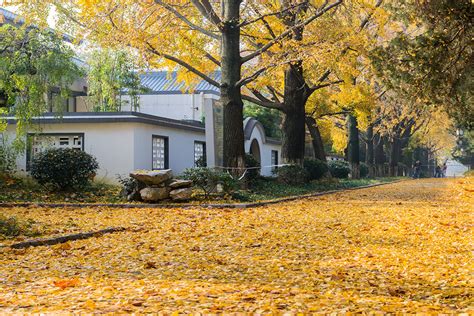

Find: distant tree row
[4,0,472,175]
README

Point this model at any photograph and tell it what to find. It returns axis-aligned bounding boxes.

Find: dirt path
[0,178,472,313]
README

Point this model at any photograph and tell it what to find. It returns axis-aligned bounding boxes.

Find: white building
[0,7,281,182]
[3,72,282,182]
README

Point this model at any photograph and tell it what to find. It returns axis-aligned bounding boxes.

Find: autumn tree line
[3,0,473,177]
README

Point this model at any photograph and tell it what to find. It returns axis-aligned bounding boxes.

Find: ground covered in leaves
[0,178,472,313]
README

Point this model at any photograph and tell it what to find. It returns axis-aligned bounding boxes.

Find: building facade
[3,73,282,182]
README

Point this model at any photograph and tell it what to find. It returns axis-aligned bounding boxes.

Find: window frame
[152,134,169,170]
[271,150,279,171]
[26,132,85,170]
[194,140,207,167]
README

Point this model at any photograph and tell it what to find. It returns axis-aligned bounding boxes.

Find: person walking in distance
[413,160,422,179]
[442,162,447,178]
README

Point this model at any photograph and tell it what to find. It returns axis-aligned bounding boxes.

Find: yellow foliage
[411,109,457,160]
[0,179,472,313]
[330,122,348,154]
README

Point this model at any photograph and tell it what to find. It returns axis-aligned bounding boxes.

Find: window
[152,135,169,170]
[194,141,206,167]
[271,150,279,170]
[27,133,84,169]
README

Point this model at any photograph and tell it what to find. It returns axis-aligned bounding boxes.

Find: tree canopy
[0,24,81,145]
[86,48,144,112]
[5,0,472,173]
[371,0,473,130]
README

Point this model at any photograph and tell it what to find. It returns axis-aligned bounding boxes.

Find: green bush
[195,156,207,167]
[245,154,261,183]
[304,158,328,180]
[0,139,17,175]
[328,160,350,179]
[275,165,309,185]
[360,162,369,178]
[30,148,98,190]
[182,167,237,198]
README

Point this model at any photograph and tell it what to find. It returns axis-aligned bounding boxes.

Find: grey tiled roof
[0,7,23,24]
[139,71,220,95]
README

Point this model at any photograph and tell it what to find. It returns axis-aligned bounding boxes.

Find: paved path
[0,178,472,313]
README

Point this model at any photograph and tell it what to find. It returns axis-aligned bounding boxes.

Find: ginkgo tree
[242,0,385,166]
[13,0,344,172]
[371,0,473,130]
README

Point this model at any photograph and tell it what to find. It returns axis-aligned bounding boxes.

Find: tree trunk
[388,137,401,177]
[305,116,327,161]
[281,63,307,165]
[374,134,385,177]
[279,2,308,166]
[365,124,375,178]
[221,1,245,172]
[347,114,360,179]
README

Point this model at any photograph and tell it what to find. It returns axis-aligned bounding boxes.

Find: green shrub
[0,138,17,175]
[30,148,98,190]
[245,154,261,183]
[275,165,309,185]
[328,160,350,179]
[195,156,207,167]
[182,167,237,198]
[360,162,369,178]
[304,158,328,180]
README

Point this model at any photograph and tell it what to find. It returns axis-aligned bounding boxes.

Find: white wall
[5,121,206,183]
[74,93,216,122]
[119,93,213,122]
[445,159,469,177]
[5,123,135,182]
[132,123,206,176]
[244,124,282,177]
[204,97,219,168]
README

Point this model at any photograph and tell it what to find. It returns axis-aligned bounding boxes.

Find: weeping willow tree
[0,24,82,146]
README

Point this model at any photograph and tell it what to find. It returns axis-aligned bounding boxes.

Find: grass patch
[0,173,404,205]
[0,215,42,239]
[0,175,124,203]
[233,177,403,202]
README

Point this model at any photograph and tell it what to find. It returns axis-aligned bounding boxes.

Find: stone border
[0,179,407,210]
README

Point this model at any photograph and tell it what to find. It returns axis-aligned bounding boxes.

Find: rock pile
[129,170,193,202]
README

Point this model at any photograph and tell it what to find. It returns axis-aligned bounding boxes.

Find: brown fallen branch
[10,227,126,249]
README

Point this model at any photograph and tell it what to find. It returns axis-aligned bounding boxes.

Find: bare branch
[154,0,221,40]
[308,80,344,93]
[242,94,283,110]
[190,0,222,27]
[359,0,383,31]
[317,110,350,118]
[239,2,307,27]
[204,52,221,66]
[237,64,277,87]
[241,0,343,64]
[267,85,283,103]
